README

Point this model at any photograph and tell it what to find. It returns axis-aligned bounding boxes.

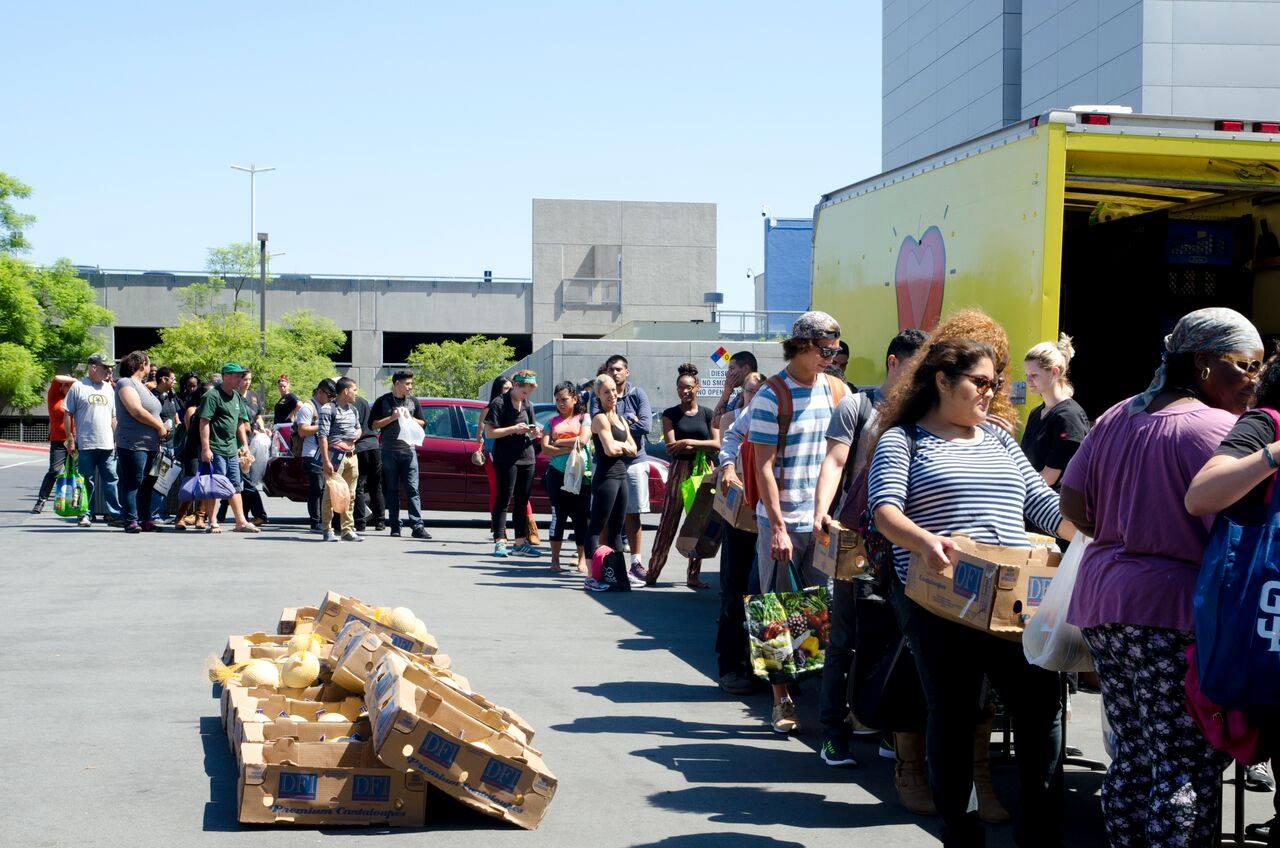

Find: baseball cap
[220,362,247,375]
[87,353,114,367]
[790,311,841,341]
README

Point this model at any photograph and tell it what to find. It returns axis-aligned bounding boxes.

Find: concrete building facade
[882,0,1280,170]
[531,199,717,348]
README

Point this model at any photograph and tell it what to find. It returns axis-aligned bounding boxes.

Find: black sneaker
[411,526,432,540]
[718,671,756,696]
[31,498,46,515]
[820,735,859,768]
[373,522,387,531]
[389,527,402,537]
[1246,762,1276,792]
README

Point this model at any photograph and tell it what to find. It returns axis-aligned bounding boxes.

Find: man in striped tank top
[749,311,845,735]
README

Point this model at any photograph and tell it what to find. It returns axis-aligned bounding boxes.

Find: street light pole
[258,233,268,355]
[230,164,275,247]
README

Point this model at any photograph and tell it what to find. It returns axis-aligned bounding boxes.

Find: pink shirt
[1064,397,1236,633]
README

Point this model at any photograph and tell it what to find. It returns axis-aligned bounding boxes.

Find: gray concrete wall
[882,0,1023,170]
[497,339,788,420]
[1021,0,1144,115]
[531,199,717,348]
[86,270,532,395]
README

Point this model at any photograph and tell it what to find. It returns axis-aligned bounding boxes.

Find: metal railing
[72,267,531,285]
[717,309,807,338]
[561,277,622,308]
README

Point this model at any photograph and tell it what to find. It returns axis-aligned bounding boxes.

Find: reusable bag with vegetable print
[744,559,831,683]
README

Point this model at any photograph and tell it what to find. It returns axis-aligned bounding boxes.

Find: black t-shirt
[370,392,423,454]
[273,392,299,424]
[661,404,714,460]
[353,395,379,452]
[243,391,264,429]
[487,393,537,467]
[157,390,181,445]
[1020,398,1089,477]
[1215,410,1278,526]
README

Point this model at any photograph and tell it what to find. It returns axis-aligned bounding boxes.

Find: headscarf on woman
[1128,307,1262,415]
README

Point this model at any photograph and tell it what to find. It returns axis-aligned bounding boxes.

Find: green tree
[0,172,35,255]
[206,242,264,312]
[30,259,114,368]
[150,306,345,396]
[407,335,516,399]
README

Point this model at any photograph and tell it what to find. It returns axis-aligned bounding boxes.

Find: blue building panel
[763,218,814,334]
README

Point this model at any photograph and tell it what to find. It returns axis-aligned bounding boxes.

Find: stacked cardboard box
[209,590,553,829]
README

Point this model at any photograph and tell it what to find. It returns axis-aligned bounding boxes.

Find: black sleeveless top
[592,416,629,480]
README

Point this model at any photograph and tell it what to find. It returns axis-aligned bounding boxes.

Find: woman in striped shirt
[868,338,1070,848]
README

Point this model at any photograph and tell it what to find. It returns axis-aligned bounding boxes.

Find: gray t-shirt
[294,398,322,459]
[114,377,162,452]
[824,391,876,518]
[318,402,360,446]
[64,379,116,450]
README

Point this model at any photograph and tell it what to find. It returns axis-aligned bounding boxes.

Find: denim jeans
[116,448,156,525]
[76,447,120,520]
[381,449,422,531]
[891,578,1064,847]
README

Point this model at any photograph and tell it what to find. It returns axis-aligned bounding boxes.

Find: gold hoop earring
[1201,367,1211,381]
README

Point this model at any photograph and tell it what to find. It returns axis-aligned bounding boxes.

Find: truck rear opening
[812,109,1280,421]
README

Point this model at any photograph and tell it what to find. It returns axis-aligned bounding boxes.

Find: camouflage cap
[790,311,841,341]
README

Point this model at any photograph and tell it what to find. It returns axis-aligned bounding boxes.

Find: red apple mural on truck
[894,225,946,332]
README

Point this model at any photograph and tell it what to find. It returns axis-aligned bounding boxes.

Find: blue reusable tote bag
[1194,407,1280,709]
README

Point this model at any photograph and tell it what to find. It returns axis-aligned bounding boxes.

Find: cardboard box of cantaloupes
[312,591,439,656]
[237,736,428,827]
[365,652,554,829]
[329,620,454,695]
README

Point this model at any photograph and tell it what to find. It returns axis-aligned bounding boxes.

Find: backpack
[742,372,847,512]
[290,400,319,458]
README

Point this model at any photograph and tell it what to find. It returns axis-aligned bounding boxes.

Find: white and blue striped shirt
[868,423,1062,582]
[747,371,838,530]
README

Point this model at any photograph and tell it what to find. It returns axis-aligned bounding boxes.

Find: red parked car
[262,397,668,514]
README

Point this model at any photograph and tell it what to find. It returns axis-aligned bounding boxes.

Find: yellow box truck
[811,108,1280,420]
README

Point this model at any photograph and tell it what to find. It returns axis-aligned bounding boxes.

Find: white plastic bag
[563,445,585,495]
[1022,532,1094,672]
[397,408,426,447]
[248,431,271,486]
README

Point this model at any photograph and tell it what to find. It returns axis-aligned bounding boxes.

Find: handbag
[325,470,352,514]
[589,545,631,592]
[1194,407,1280,708]
[563,444,586,496]
[745,560,831,683]
[679,452,712,515]
[470,447,486,466]
[179,461,237,502]
[1184,645,1268,765]
[1022,533,1094,673]
[146,450,167,478]
[153,456,182,496]
[675,476,724,559]
[53,454,90,517]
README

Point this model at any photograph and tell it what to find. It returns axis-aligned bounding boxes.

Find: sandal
[549,563,565,573]
[233,524,261,534]
[686,579,711,589]
[206,524,222,534]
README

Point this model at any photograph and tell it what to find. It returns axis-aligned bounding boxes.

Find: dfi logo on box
[952,561,983,599]
[388,632,413,650]
[418,732,461,769]
[481,759,522,793]
[351,774,391,802]
[278,771,318,800]
[1026,576,1053,607]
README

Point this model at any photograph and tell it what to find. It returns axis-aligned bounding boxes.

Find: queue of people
[32,302,1280,846]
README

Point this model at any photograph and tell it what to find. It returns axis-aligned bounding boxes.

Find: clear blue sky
[7,3,881,312]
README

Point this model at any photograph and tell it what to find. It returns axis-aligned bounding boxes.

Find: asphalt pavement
[0,451,1271,847]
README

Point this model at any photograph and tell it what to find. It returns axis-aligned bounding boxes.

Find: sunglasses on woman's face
[1221,355,1264,377]
[962,373,1004,394]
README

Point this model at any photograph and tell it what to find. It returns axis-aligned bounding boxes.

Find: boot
[973,714,1011,824]
[894,731,937,815]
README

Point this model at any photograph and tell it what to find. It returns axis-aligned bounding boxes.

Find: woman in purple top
[1061,307,1263,848]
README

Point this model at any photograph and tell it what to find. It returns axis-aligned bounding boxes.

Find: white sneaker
[342,531,364,542]
[323,531,338,542]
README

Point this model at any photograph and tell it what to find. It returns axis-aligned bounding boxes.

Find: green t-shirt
[198,387,248,457]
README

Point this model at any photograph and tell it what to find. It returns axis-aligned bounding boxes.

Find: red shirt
[47,382,70,442]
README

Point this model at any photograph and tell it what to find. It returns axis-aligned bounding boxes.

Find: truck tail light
[1216,120,1245,132]
[1080,113,1111,126]
[1253,122,1280,134]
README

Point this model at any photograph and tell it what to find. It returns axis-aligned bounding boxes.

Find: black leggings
[491,461,534,540]
[586,472,627,559]
[37,441,69,501]
[544,466,590,544]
